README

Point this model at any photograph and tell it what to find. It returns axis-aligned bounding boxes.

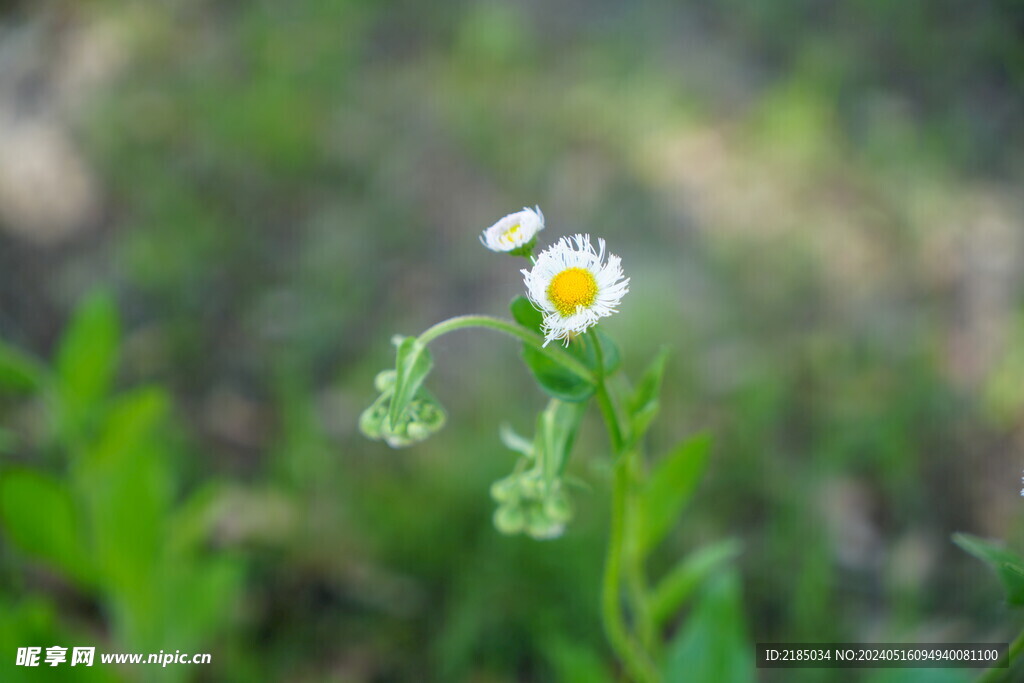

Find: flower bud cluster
[491,467,572,540]
[359,370,446,448]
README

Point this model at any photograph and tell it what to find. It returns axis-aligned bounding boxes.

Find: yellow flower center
[502,224,521,242]
[547,267,597,317]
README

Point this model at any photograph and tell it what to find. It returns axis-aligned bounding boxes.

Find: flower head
[480,206,545,254]
[491,469,572,540]
[522,234,629,346]
[359,370,446,448]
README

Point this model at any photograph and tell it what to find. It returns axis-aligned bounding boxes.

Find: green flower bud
[544,488,572,524]
[526,506,565,540]
[358,394,390,440]
[374,369,397,392]
[490,466,573,540]
[361,369,446,448]
[494,504,525,535]
[490,476,519,504]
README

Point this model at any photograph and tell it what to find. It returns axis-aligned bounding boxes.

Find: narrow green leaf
[0,470,93,585]
[499,423,534,458]
[84,440,172,590]
[166,482,226,555]
[638,434,711,554]
[536,399,587,481]
[953,533,1024,606]
[650,539,743,626]
[387,335,434,431]
[510,295,543,334]
[543,636,614,683]
[628,347,670,415]
[83,387,169,468]
[662,570,755,683]
[55,292,120,434]
[521,345,595,402]
[0,340,46,395]
[628,401,660,448]
[624,347,670,448]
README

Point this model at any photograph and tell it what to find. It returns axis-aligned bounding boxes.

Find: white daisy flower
[480,206,545,254]
[522,234,629,346]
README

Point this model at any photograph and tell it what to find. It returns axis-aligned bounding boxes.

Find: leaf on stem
[662,570,755,683]
[536,399,587,482]
[499,423,534,458]
[511,296,617,378]
[510,295,544,334]
[0,469,94,586]
[625,347,670,448]
[387,335,434,432]
[0,340,46,395]
[520,345,595,402]
[953,533,1024,606]
[637,434,711,555]
[55,291,120,437]
[572,329,620,375]
[650,538,743,626]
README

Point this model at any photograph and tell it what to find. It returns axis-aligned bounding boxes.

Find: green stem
[603,459,651,682]
[417,315,595,383]
[625,452,656,653]
[591,331,659,683]
[976,629,1024,683]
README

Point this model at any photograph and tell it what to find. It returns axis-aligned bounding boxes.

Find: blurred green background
[1,0,1023,680]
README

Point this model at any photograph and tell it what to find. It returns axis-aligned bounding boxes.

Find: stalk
[417,315,595,383]
[592,330,659,683]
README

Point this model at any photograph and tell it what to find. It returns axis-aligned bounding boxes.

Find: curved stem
[591,330,659,683]
[976,629,1024,683]
[625,452,656,653]
[417,315,595,383]
[604,460,647,681]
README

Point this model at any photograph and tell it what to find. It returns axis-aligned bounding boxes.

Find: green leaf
[637,434,711,554]
[387,335,434,432]
[591,330,620,374]
[536,399,587,481]
[953,533,1024,606]
[521,345,595,402]
[0,340,46,395]
[510,295,543,334]
[628,347,671,411]
[74,389,173,591]
[0,470,93,585]
[543,636,614,683]
[55,292,120,435]
[626,347,670,446]
[513,297,598,401]
[499,423,534,458]
[84,439,172,592]
[83,387,169,468]
[511,297,619,375]
[650,539,743,626]
[662,570,755,683]
[566,330,620,375]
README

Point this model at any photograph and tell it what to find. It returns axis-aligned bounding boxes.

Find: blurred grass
[0,0,1023,680]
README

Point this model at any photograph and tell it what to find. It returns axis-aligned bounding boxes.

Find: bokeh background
[1,0,1024,681]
